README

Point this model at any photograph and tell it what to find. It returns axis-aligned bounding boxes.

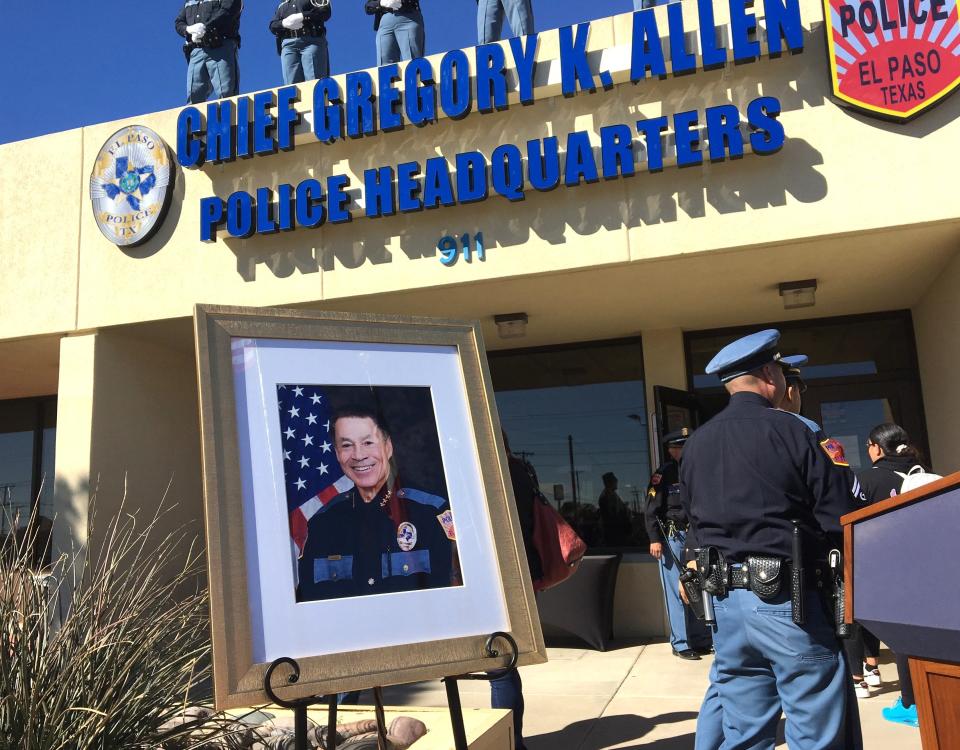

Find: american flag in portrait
[277,384,353,559]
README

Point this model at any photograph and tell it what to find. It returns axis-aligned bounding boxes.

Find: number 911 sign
[438,232,485,266]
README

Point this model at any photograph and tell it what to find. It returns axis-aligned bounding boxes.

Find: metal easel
[263,631,519,750]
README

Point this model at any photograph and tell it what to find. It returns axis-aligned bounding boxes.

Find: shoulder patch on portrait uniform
[436,510,456,541]
[820,438,849,467]
[399,487,447,508]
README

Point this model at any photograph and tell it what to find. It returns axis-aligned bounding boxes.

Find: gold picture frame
[194,304,546,710]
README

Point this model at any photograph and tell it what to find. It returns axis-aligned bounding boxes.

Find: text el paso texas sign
[824,0,960,120]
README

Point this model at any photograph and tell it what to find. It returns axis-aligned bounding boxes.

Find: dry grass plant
[0,493,242,749]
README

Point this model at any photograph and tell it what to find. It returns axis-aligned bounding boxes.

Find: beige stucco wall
[914,252,960,474]
[5,0,960,643]
[2,0,960,343]
[51,328,203,560]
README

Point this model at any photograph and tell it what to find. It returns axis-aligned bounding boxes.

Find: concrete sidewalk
[380,642,922,749]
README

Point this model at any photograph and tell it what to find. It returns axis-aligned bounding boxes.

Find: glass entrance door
[803,380,927,471]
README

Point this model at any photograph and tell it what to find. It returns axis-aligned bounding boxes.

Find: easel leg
[444,678,470,750]
[327,695,338,750]
[373,686,388,750]
[294,703,308,750]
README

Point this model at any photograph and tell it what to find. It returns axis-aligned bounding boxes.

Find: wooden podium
[842,473,960,750]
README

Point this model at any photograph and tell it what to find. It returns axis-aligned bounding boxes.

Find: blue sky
[0,1,636,145]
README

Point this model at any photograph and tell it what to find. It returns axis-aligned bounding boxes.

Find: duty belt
[281,25,325,38]
[725,558,825,591]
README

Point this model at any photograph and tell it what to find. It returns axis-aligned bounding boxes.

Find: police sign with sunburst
[90,125,174,247]
[824,0,960,120]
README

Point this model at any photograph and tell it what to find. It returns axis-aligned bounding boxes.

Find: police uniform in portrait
[644,429,712,660]
[680,329,862,750]
[297,478,455,601]
[364,0,425,66]
[175,0,243,104]
[270,0,332,86]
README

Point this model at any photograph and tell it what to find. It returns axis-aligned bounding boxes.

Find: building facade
[2,0,959,638]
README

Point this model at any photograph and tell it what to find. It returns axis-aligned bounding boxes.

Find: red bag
[531,494,587,592]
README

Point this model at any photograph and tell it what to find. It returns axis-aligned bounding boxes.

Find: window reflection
[489,339,651,549]
[0,397,57,540]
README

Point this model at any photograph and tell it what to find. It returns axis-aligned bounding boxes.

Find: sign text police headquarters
[177,0,803,242]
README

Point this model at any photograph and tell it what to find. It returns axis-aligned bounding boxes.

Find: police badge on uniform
[397,521,417,551]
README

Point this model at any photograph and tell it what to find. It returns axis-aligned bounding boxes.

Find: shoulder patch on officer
[820,438,849,467]
[436,510,456,541]
[399,487,447,508]
[779,410,823,434]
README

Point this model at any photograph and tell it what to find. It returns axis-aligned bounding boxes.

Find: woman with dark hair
[849,422,929,727]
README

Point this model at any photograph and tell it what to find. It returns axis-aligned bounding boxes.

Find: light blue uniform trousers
[281,35,329,84]
[187,39,238,104]
[477,0,534,44]
[658,529,713,651]
[694,588,862,750]
[376,10,425,65]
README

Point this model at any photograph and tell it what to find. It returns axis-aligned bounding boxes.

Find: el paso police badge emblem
[824,0,960,120]
[90,125,173,246]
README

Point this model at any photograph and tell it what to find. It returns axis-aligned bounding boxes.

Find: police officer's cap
[780,354,807,381]
[780,354,808,391]
[705,329,782,383]
[663,427,692,446]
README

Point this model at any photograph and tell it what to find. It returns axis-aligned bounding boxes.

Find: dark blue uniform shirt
[643,459,689,543]
[269,0,332,38]
[679,392,859,562]
[175,0,242,43]
[297,483,455,602]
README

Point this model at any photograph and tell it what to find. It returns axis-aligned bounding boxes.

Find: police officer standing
[779,354,808,414]
[175,0,243,104]
[364,0,425,65]
[680,329,862,749]
[476,0,534,44]
[644,428,712,660]
[297,406,456,602]
[270,0,333,85]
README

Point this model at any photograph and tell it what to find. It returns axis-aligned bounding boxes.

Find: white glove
[191,32,204,42]
[186,22,206,36]
[282,12,304,29]
[380,0,402,9]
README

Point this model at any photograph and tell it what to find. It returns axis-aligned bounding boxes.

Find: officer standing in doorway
[476,0,534,44]
[364,0,425,65]
[270,0,333,85]
[644,428,712,660]
[175,0,243,104]
[680,329,862,749]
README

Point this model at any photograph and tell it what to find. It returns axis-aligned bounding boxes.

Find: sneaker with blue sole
[882,697,919,728]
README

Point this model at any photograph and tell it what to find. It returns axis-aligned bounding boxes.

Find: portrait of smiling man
[296,403,459,602]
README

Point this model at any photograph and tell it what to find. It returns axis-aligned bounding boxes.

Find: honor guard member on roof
[175,0,243,104]
[644,428,712,661]
[269,0,332,85]
[297,406,457,602]
[679,330,863,750]
[364,0,424,65]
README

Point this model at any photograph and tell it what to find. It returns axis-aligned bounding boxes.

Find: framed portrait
[194,305,546,710]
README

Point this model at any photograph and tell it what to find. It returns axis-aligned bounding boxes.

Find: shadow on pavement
[527,711,698,750]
